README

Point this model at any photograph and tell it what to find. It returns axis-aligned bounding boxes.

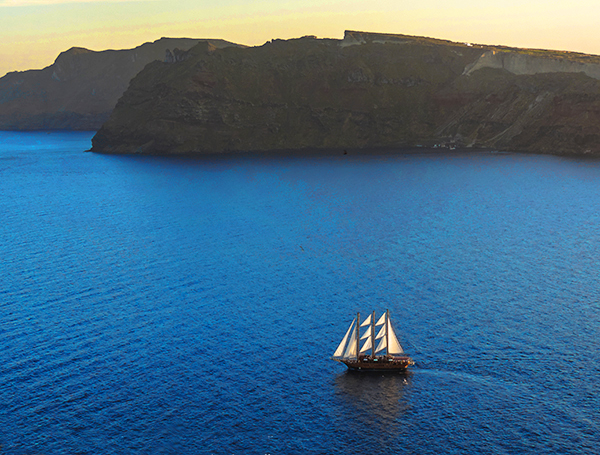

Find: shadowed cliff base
[90,31,600,156]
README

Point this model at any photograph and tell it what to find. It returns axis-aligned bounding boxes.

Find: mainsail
[386,319,404,354]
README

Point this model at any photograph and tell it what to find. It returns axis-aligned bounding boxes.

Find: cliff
[90,31,600,155]
[0,38,241,130]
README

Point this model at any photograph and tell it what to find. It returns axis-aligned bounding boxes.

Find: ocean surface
[1,131,599,454]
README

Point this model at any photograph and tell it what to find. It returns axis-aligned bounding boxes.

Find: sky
[1,0,600,77]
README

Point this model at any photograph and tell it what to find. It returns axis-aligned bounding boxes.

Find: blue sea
[1,131,599,454]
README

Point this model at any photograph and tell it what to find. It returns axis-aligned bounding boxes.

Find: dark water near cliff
[1,131,599,454]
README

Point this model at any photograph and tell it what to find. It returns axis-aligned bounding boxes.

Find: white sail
[375,324,386,340]
[333,319,355,357]
[360,314,372,327]
[375,337,387,353]
[343,326,358,359]
[375,313,386,326]
[360,326,372,340]
[387,319,404,354]
[360,337,372,353]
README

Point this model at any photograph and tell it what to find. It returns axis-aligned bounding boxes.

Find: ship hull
[340,356,413,372]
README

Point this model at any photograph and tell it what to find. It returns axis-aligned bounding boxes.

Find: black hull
[340,356,413,372]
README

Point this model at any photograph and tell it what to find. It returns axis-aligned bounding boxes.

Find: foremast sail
[332,318,355,358]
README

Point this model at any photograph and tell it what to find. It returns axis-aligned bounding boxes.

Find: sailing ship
[332,310,413,372]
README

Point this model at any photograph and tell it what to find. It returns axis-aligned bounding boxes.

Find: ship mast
[385,309,390,358]
[356,312,360,360]
[371,310,375,358]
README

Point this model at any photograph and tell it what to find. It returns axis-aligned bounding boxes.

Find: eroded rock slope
[0,38,240,130]
[91,31,600,155]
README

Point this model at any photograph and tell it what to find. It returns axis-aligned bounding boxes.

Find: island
[6,30,600,155]
[0,38,241,130]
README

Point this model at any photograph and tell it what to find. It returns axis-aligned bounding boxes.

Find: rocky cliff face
[0,38,241,130]
[464,49,600,80]
[90,31,600,155]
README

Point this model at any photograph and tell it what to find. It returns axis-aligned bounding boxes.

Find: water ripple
[1,133,600,453]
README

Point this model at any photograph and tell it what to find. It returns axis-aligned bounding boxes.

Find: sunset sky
[1,0,600,77]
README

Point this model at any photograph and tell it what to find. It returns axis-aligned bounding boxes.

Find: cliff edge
[91,31,600,155]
